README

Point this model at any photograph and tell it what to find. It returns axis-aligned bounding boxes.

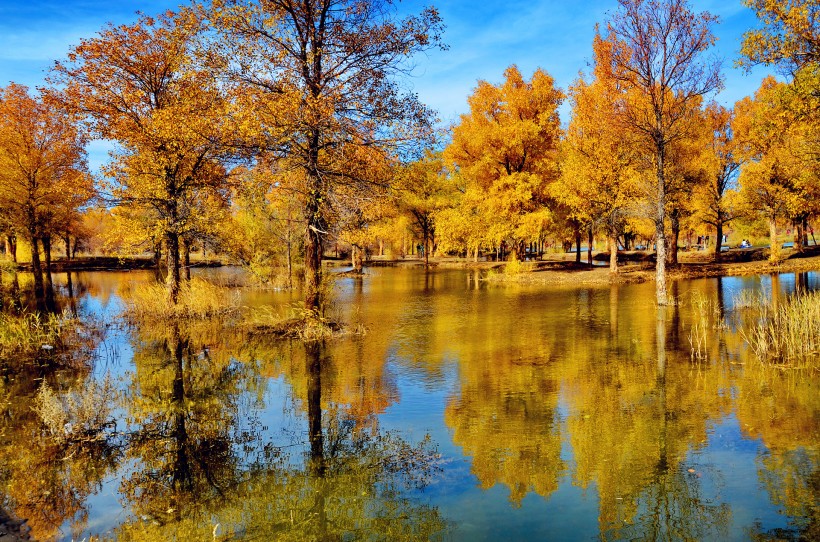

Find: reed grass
[123,277,241,321]
[244,305,343,341]
[0,310,71,356]
[687,292,726,360]
[738,290,820,368]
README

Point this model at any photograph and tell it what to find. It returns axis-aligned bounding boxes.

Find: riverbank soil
[375,245,820,286]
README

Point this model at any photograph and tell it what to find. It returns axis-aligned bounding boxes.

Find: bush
[34,374,118,444]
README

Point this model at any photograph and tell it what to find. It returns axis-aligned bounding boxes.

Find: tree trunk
[769,217,780,263]
[183,238,191,281]
[609,234,619,274]
[351,244,364,273]
[304,186,325,313]
[286,235,293,289]
[423,234,430,267]
[794,220,803,254]
[29,235,45,305]
[802,217,809,247]
[655,142,669,305]
[713,221,723,262]
[64,235,72,261]
[672,216,680,266]
[575,227,582,264]
[587,227,594,267]
[42,235,54,300]
[6,236,17,263]
[166,231,181,305]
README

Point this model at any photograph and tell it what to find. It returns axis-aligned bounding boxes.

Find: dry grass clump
[688,292,726,360]
[0,310,81,359]
[244,305,346,341]
[124,277,241,320]
[737,290,820,369]
[34,374,118,444]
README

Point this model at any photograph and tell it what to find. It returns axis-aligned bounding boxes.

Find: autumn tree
[210,0,443,313]
[692,103,742,261]
[444,65,563,261]
[739,0,820,73]
[52,9,233,305]
[0,84,92,304]
[393,151,456,266]
[739,2,820,249]
[734,77,817,261]
[662,101,711,265]
[603,0,721,303]
[558,33,642,274]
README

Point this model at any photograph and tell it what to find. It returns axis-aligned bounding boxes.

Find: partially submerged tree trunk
[655,144,669,305]
[166,231,181,305]
[42,235,55,309]
[29,235,44,302]
[351,244,364,273]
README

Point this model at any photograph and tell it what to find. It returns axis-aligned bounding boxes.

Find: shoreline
[5,247,820,286]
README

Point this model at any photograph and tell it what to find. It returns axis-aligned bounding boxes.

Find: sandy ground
[383,246,820,286]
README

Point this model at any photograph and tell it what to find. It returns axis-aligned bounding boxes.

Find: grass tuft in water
[0,310,75,358]
[687,292,726,360]
[124,278,241,321]
[737,290,820,369]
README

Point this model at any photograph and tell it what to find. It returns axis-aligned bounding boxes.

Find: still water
[1,267,817,541]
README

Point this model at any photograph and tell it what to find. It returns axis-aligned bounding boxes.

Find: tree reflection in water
[115,336,446,541]
[0,282,119,540]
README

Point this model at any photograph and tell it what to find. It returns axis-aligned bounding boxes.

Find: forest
[0,1,819,541]
[0,0,816,312]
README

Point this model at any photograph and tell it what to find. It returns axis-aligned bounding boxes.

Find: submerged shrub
[34,373,118,444]
[0,310,97,366]
[504,258,524,275]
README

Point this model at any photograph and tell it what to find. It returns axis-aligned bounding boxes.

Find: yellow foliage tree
[733,77,811,262]
[52,9,233,305]
[0,83,92,305]
[210,0,444,312]
[603,0,722,303]
[558,33,642,274]
[444,65,563,261]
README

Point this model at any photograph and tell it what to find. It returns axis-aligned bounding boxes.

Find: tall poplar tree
[603,0,721,304]
[210,0,444,313]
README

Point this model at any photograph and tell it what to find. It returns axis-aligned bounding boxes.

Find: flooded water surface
[1,267,817,541]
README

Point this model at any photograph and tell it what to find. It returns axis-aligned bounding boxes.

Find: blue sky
[0,0,774,126]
